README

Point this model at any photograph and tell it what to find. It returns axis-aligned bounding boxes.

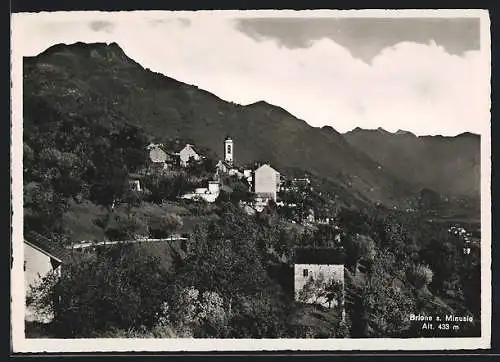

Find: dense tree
[342,233,376,273]
[172,202,290,337]
[420,237,460,295]
[159,286,229,337]
[185,157,216,178]
[148,213,183,239]
[23,98,151,242]
[230,181,254,204]
[98,211,149,241]
[348,251,415,338]
[418,188,442,211]
[24,181,70,236]
[28,246,171,338]
[142,172,198,203]
[336,208,372,235]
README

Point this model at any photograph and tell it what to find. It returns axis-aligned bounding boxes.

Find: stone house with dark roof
[294,248,346,311]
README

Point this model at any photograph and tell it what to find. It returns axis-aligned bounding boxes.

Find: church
[216,136,236,175]
[215,136,281,208]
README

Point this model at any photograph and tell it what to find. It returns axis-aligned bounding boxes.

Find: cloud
[12,12,489,136]
[89,20,115,33]
[236,17,481,63]
[149,18,191,28]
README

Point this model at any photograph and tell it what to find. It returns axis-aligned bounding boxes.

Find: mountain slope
[23,42,420,209]
[343,128,480,199]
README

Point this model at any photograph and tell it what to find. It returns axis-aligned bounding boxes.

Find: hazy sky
[12,10,491,136]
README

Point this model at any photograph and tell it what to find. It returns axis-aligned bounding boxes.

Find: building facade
[24,240,62,323]
[294,248,345,310]
[148,144,169,170]
[253,164,280,201]
[179,144,201,167]
[208,180,220,194]
[181,180,221,203]
[129,179,142,192]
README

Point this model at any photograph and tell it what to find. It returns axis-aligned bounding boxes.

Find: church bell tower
[224,136,233,166]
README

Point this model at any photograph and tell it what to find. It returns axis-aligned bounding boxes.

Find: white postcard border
[10,8,492,352]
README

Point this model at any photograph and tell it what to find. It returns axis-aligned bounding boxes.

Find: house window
[303,269,308,277]
[227,145,231,154]
[24,261,26,271]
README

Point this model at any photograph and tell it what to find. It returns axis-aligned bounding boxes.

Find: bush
[161,286,230,338]
[103,212,149,240]
[407,264,434,289]
[148,213,183,238]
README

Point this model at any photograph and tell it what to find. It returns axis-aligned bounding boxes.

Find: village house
[129,179,142,192]
[216,160,232,176]
[178,144,202,167]
[253,163,281,202]
[24,232,66,323]
[181,180,221,203]
[146,142,162,151]
[243,169,253,185]
[294,248,345,312]
[148,143,170,171]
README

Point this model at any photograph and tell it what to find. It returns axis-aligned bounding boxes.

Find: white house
[24,238,63,323]
[208,180,220,194]
[254,164,280,201]
[243,169,253,183]
[129,179,142,192]
[179,144,201,167]
[181,180,220,203]
[294,248,345,311]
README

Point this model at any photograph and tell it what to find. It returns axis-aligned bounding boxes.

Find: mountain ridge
[33,42,478,140]
[343,127,479,139]
[23,41,479,211]
[343,127,480,199]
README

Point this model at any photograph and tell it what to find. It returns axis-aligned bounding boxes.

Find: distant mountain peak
[343,124,480,199]
[395,129,416,137]
[246,100,300,120]
[34,41,133,65]
[376,127,390,133]
[320,125,341,136]
[24,41,153,80]
[249,100,270,107]
[345,126,391,135]
[247,100,287,112]
[40,41,119,53]
[456,131,480,138]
